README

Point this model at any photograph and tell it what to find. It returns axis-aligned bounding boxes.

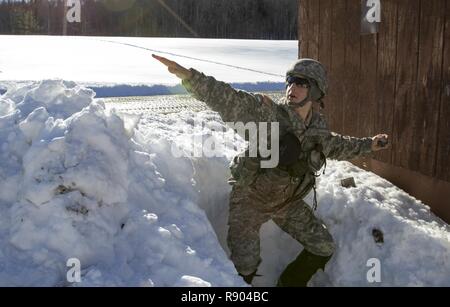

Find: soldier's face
[286,82,309,105]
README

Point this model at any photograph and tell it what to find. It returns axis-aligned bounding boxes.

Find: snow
[0,36,449,287]
[309,162,450,286]
[1,80,449,287]
[0,35,295,96]
[0,80,245,286]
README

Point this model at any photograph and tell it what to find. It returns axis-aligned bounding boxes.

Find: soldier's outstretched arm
[152,54,193,80]
[152,54,275,124]
[322,132,389,161]
[322,132,373,161]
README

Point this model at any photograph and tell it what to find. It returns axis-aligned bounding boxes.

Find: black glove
[377,137,389,148]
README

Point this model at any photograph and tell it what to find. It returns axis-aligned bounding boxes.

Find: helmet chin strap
[289,88,312,108]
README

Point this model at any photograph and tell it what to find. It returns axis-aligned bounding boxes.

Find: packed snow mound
[0,80,245,287]
[309,162,450,286]
[2,80,93,119]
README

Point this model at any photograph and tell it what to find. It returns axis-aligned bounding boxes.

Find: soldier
[153,54,389,286]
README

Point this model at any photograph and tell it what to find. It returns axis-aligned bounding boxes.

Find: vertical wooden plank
[373,0,398,164]
[318,0,333,124]
[358,32,378,139]
[392,0,421,170]
[308,0,320,59]
[299,0,309,57]
[342,0,361,136]
[328,0,347,134]
[413,0,445,176]
[299,0,320,59]
[436,0,450,181]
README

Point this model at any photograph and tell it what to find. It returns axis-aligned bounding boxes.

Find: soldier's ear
[309,86,323,102]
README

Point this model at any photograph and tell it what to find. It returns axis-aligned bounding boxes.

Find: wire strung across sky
[98,39,285,78]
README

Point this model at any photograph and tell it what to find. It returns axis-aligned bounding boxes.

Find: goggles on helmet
[286,76,310,88]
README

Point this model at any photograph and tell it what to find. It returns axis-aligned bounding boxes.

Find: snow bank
[1,80,449,287]
[0,80,245,287]
[310,162,450,286]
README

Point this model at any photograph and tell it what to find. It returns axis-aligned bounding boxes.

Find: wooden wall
[298,0,450,182]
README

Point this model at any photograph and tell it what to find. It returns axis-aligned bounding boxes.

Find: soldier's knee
[308,236,335,257]
[231,254,262,276]
[321,240,336,257]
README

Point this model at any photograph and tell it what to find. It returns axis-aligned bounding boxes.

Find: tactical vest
[264,106,326,179]
[229,105,327,210]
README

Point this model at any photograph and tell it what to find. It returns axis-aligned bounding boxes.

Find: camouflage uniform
[182,69,373,276]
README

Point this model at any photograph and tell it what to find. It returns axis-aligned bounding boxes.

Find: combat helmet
[286,58,328,107]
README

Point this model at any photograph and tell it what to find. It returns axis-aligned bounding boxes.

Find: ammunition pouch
[278,132,326,179]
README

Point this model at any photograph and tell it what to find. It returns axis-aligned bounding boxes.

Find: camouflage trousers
[227,175,335,275]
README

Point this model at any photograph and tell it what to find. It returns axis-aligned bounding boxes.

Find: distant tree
[10,1,41,34]
[0,0,298,39]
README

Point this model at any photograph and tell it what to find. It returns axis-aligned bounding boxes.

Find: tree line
[0,0,298,39]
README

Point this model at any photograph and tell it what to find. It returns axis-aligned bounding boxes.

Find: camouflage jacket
[182,69,373,205]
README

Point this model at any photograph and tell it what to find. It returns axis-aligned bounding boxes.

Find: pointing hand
[152,54,192,80]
